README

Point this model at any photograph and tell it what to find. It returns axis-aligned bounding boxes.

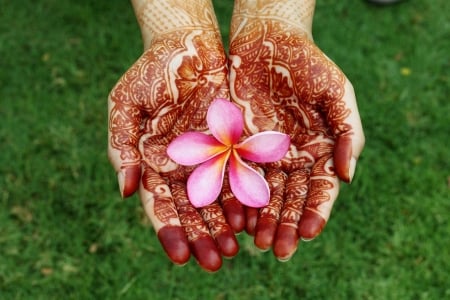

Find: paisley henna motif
[229,0,355,257]
[108,0,234,271]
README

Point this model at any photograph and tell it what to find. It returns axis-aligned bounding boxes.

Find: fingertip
[334,135,353,183]
[298,209,326,240]
[157,226,190,265]
[190,237,223,272]
[273,224,299,261]
[245,207,259,236]
[215,230,239,258]
[119,165,141,198]
[254,219,277,250]
[222,199,246,233]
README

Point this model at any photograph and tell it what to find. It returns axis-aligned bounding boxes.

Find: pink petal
[167,132,227,166]
[207,98,243,145]
[235,131,290,163]
[228,150,270,208]
[187,151,230,207]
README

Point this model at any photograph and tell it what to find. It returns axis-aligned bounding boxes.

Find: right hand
[108,0,242,272]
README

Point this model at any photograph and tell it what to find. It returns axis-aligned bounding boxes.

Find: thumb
[330,79,365,183]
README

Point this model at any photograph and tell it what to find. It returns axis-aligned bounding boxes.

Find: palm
[108,29,237,271]
[229,19,363,259]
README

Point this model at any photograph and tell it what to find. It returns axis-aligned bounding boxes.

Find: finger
[328,78,365,183]
[108,79,143,197]
[199,202,239,258]
[254,168,287,251]
[244,207,259,236]
[298,154,340,240]
[171,182,222,272]
[220,174,246,233]
[139,166,190,265]
[273,169,309,261]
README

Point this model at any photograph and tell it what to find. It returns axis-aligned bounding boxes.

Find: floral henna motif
[229,7,354,249]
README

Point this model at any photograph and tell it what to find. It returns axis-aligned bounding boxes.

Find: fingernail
[118,166,141,198]
[348,156,357,183]
[117,170,125,198]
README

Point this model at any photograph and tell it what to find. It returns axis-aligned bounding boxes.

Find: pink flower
[167,98,290,208]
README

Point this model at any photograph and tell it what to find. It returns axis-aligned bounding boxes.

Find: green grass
[1,0,449,299]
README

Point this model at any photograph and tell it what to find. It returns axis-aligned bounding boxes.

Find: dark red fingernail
[273,224,299,261]
[254,219,277,250]
[119,165,141,198]
[157,226,190,265]
[298,209,326,240]
[222,199,246,233]
[190,236,222,272]
[215,230,239,258]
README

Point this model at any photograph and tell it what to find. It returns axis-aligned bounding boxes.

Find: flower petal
[167,132,227,166]
[235,131,290,163]
[229,150,270,208]
[187,151,230,207]
[207,98,243,145]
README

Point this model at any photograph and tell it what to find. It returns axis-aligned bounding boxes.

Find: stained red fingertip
[334,135,353,183]
[298,209,326,240]
[222,199,246,233]
[120,165,141,198]
[190,236,223,272]
[273,224,299,261]
[157,226,190,265]
[245,207,259,236]
[215,230,239,258]
[254,219,277,250]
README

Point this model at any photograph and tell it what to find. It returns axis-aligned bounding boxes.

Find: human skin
[228,0,365,260]
[107,0,241,272]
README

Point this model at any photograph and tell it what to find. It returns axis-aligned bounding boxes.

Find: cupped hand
[108,17,241,271]
[228,2,365,260]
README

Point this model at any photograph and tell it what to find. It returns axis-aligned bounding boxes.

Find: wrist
[232,0,315,37]
[131,0,219,50]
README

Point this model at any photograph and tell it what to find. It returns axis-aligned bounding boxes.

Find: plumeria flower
[167,98,290,208]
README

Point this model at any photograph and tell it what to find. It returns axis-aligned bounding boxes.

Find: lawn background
[0,0,448,299]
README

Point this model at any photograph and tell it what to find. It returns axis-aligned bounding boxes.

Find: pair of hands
[108,0,364,272]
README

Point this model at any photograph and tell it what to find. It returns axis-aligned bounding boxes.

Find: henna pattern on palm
[229,12,363,259]
[108,20,238,270]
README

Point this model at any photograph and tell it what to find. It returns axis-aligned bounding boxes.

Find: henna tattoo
[229,4,355,249]
[258,169,287,225]
[141,166,179,224]
[110,26,228,174]
[199,203,229,238]
[137,0,219,43]
[171,182,210,242]
[280,169,309,226]
[254,168,287,249]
